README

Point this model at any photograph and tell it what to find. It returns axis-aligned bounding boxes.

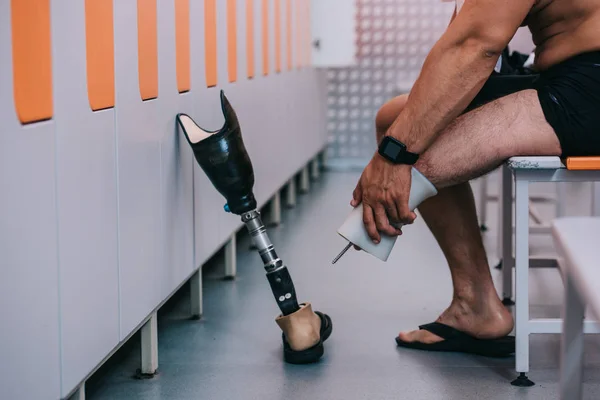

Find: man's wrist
[385,127,423,155]
[378,135,420,165]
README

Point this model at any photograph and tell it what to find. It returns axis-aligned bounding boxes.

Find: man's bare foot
[397,294,514,344]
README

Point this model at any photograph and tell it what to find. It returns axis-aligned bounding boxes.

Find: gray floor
[87,170,600,400]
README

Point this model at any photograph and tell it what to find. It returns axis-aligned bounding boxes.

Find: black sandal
[282,311,333,364]
[395,322,515,358]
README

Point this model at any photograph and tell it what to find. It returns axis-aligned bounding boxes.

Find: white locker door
[310,0,357,67]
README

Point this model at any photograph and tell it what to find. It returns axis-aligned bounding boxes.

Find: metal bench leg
[190,268,203,319]
[68,382,85,400]
[139,312,158,378]
[224,234,237,279]
[311,158,320,180]
[501,165,514,305]
[319,149,328,170]
[560,274,585,400]
[556,183,568,218]
[286,178,297,208]
[300,167,310,194]
[512,176,534,387]
[593,182,600,217]
[268,191,282,226]
[478,175,489,231]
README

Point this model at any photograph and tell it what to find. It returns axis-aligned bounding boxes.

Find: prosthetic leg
[333,168,438,263]
[176,91,332,364]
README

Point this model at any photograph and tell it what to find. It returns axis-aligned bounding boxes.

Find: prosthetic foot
[176,91,332,364]
[334,168,438,263]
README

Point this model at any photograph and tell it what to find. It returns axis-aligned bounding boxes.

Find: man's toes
[398,329,444,344]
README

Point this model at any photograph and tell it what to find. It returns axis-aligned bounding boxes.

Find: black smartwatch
[378,136,419,165]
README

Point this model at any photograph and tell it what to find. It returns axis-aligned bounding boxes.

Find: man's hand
[351,154,417,244]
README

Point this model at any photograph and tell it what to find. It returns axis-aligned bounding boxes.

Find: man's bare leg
[375,89,561,343]
[399,184,513,344]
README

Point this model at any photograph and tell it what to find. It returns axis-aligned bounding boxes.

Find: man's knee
[375,94,409,141]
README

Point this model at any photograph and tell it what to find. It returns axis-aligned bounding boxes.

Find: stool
[477,172,562,234]
[501,156,600,386]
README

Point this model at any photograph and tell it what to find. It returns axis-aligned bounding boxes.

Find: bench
[552,217,600,400]
[498,156,600,386]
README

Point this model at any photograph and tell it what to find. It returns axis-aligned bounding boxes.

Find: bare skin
[373,92,563,343]
[352,0,600,345]
[353,0,600,240]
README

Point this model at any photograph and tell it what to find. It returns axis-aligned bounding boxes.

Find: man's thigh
[415,89,562,189]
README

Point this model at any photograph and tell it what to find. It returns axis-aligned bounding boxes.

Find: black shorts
[465,51,600,157]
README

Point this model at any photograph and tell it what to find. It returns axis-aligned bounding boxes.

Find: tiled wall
[325,0,535,166]
[0,1,326,399]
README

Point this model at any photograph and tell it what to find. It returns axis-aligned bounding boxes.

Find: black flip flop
[282,311,333,364]
[395,322,515,358]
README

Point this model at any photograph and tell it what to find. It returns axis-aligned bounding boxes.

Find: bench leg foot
[68,382,85,400]
[224,234,237,280]
[138,312,158,379]
[511,373,535,387]
[190,268,203,320]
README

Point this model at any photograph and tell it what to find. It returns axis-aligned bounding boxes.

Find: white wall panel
[114,0,162,339]
[51,0,120,396]
[0,4,61,399]
[190,0,227,266]
[157,0,195,300]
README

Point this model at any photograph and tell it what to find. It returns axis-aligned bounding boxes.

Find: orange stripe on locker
[205,0,218,87]
[274,0,281,73]
[11,0,53,123]
[286,0,292,70]
[305,0,311,66]
[295,0,302,68]
[262,0,269,75]
[227,0,237,83]
[137,0,158,100]
[85,0,115,110]
[246,0,255,79]
[175,0,191,93]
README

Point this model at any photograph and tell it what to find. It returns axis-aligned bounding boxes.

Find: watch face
[382,138,405,160]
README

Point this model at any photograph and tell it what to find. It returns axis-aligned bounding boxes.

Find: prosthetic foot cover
[395,322,515,358]
[277,303,333,364]
[176,91,257,215]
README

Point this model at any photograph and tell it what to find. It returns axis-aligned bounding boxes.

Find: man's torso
[521,0,600,70]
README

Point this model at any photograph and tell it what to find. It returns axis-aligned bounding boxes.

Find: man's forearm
[387,37,500,155]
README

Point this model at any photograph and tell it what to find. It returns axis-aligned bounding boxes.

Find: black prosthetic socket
[266,267,300,316]
[176,91,257,215]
